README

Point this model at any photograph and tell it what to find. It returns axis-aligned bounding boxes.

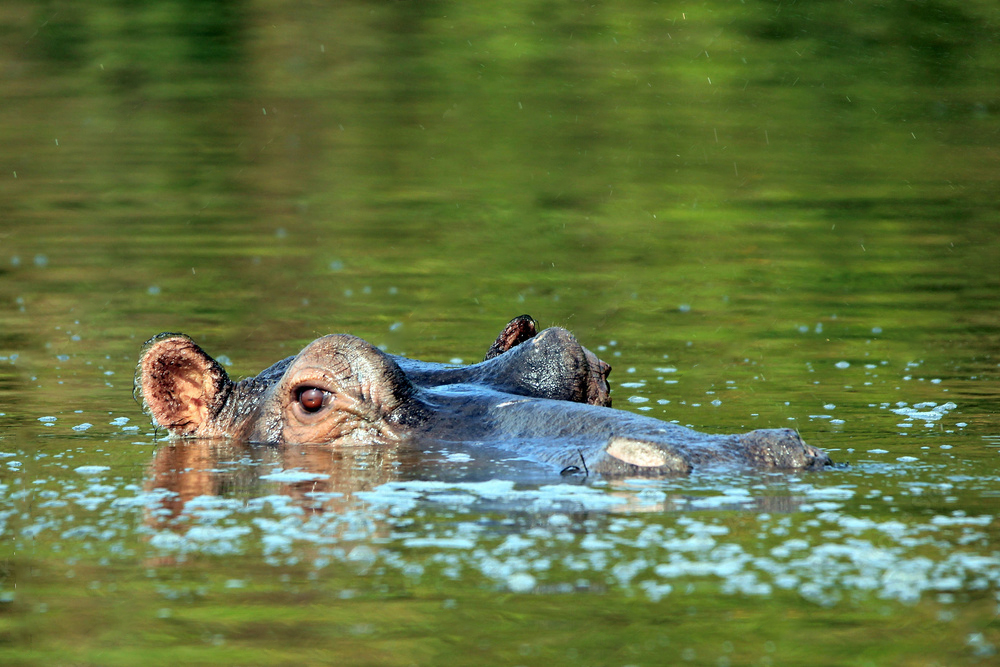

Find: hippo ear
[136,334,232,435]
[483,315,538,361]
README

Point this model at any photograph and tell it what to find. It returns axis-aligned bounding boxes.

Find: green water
[2,1,999,665]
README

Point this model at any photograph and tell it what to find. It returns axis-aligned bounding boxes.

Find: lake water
[2,1,999,665]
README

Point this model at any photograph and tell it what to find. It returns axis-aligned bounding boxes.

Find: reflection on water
[146,439,422,523]
[142,437,820,531]
[1,0,999,664]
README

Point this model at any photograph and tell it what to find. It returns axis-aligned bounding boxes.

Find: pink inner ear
[139,336,224,435]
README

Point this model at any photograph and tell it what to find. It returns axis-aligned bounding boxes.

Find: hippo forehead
[248,326,606,402]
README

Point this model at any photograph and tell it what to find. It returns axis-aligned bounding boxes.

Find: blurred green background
[2,0,997,364]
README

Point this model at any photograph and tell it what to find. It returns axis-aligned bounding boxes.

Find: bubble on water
[38,416,57,423]
[639,580,673,602]
[448,358,463,364]
[966,633,996,658]
[506,572,536,593]
[802,486,855,500]
[403,536,476,550]
[628,396,649,404]
[896,456,919,463]
[110,417,129,426]
[71,423,92,432]
[892,402,956,423]
[835,361,850,369]
[260,470,330,483]
[74,466,109,475]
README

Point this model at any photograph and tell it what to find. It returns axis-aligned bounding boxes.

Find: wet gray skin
[136,315,831,476]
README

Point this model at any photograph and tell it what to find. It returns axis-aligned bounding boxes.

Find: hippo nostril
[297,387,327,413]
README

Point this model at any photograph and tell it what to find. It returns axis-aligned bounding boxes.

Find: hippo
[136,315,831,476]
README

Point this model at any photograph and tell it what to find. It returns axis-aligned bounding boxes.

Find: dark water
[2,1,999,665]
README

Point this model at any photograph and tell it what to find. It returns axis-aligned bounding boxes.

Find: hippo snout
[737,428,832,469]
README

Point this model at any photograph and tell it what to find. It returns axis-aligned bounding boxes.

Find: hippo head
[136,317,612,446]
[136,317,831,475]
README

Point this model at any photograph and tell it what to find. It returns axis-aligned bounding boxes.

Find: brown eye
[297,387,327,413]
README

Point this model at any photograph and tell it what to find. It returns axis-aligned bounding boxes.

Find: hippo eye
[297,387,328,413]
